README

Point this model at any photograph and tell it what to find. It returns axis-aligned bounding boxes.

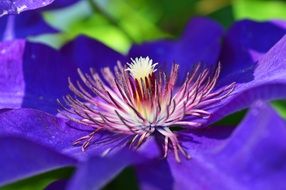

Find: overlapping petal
[0,36,125,114]
[219,20,286,83]
[0,40,70,113]
[128,19,286,124]
[66,151,142,190]
[0,0,54,17]
[0,108,157,188]
[0,136,76,186]
[43,0,80,10]
[0,108,87,158]
[128,17,224,84]
[210,34,286,123]
[135,126,236,190]
[0,12,57,40]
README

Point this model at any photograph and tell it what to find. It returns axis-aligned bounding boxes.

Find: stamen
[58,57,235,162]
[126,56,158,80]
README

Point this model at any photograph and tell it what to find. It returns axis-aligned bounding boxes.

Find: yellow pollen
[126,56,158,79]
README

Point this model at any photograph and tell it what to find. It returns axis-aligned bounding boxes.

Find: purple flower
[0,18,286,189]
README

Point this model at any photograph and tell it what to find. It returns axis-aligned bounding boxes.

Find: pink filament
[58,61,235,162]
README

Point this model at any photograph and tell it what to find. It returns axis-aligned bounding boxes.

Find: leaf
[233,0,286,21]
[0,167,74,190]
[103,167,139,190]
[37,0,168,53]
[272,100,286,119]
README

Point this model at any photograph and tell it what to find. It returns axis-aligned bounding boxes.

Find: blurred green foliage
[214,109,247,126]
[30,0,286,53]
[233,0,286,20]
[0,167,74,190]
[31,0,235,52]
[272,100,286,119]
[103,167,139,190]
[0,167,139,190]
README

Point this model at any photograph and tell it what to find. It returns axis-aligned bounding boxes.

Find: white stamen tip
[126,56,158,79]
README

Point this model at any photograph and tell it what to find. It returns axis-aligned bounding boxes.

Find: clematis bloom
[0,18,286,189]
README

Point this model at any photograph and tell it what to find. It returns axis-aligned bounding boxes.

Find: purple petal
[135,160,173,190]
[0,108,157,161]
[44,0,80,10]
[219,20,286,85]
[135,125,236,190]
[167,102,286,189]
[0,0,54,17]
[60,36,126,73]
[0,12,57,40]
[0,36,124,113]
[0,108,88,158]
[66,150,143,190]
[0,40,25,108]
[0,40,73,113]
[63,137,159,189]
[0,136,76,186]
[21,42,77,113]
[0,108,155,188]
[128,17,223,84]
[211,34,286,123]
[135,126,236,190]
[272,20,286,29]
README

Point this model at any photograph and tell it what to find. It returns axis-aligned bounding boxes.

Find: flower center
[59,57,235,162]
[125,57,158,122]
